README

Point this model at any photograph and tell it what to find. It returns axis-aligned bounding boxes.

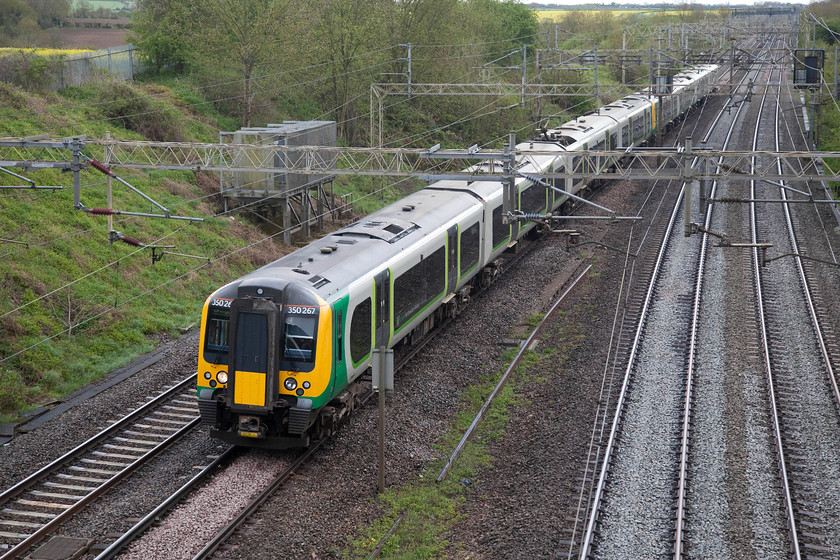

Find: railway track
[749,65,840,558]
[0,375,200,560]
[573,37,772,559]
[672,46,783,557]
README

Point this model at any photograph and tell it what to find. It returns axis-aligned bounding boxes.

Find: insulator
[88,207,115,215]
[518,213,546,220]
[88,158,113,176]
[119,236,145,247]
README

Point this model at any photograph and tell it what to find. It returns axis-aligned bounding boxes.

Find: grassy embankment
[0,74,366,421]
[809,31,840,196]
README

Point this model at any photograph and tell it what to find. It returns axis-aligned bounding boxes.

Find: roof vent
[309,275,330,289]
[402,204,415,212]
[335,217,418,243]
[320,247,333,254]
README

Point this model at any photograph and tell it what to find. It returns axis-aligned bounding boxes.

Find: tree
[195,0,294,127]
[129,0,195,74]
[676,0,704,24]
[23,0,69,28]
[0,0,39,45]
[462,0,540,60]
[310,0,388,143]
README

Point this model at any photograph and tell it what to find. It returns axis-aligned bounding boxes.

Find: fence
[55,45,147,89]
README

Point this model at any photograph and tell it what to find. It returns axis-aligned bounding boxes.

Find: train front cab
[197,279,334,448]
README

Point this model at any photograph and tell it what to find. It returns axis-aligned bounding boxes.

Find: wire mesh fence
[56,45,147,89]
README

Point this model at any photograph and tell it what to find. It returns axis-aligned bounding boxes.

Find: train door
[227,298,279,411]
[374,269,391,348]
[447,226,458,294]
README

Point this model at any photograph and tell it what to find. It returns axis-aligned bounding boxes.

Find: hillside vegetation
[808,1,840,193]
[0,0,756,421]
[0,79,301,419]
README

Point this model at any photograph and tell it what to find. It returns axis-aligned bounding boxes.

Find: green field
[71,0,130,10]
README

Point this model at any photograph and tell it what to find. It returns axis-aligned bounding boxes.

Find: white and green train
[196,64,718,448]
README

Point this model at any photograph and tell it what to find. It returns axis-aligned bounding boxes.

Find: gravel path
[120,451,288,560]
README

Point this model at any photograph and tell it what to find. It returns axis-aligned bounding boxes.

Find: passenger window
[349,298,372,365]
[460,222,480,275]
[520,183,546,216]
[491,205,510,248]
[393,246,446,330]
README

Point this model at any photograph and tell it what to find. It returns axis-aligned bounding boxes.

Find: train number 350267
[286,305,317,315]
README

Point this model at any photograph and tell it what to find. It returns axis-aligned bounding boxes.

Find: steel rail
[190,439,326,560]
[577,44,758,559]
[0,375,200,559]
[0,374,195,506]
[93,446,238,560]
[368,263,593,558]
[775,103,840,414]
[673,40,778,558]
[578,178,685,558]
[749,67,801,559]
[437,264,592,483]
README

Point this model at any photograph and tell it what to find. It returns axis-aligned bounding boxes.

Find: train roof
[214,185,484,300]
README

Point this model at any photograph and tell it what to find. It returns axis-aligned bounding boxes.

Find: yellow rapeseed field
[535,9,683,21]
[0,48,92,58]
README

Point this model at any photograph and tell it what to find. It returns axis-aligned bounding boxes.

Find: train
[196,64,719,448]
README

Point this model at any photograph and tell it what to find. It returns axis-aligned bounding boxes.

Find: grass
[0,78,290,421]
[71,0,128,11]
[343,316,584,558]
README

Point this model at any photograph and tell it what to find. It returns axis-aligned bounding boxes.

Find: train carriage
[197,63,719,448]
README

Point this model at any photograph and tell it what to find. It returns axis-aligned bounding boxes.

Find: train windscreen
[283,313,317,362]
[204,307,230,365]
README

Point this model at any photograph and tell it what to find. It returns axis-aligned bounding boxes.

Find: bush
[97,81,185,141]
[0,368,26,416]
[0,51,64,90]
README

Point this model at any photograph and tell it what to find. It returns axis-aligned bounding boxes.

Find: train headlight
[217,371,228,384]
[284,377,297,391]
[204,372,212,380]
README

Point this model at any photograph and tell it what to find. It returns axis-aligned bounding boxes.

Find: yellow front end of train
[196,281,336,448]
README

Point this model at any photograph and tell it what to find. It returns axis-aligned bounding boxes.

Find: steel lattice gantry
[2,137,840,240]
[2,136,840,183]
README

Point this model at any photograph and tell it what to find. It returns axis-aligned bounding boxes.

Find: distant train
[197,64,719,448]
